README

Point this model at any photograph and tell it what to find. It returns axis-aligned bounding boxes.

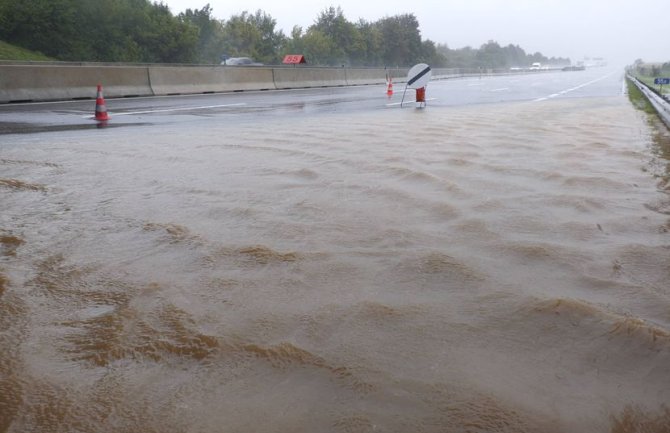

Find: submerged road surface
[2,67,670,433]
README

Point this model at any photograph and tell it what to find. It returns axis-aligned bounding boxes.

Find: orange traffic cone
[386,77,393,96]
[94,84,109,121]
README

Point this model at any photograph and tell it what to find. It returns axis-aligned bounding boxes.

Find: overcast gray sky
[164,0,667,66]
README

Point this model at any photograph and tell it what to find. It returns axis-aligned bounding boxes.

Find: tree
[179,4,225,64]
[281,25,305,58]
[137,2,198,63]
[527,51,547,65]
[310,6,363,65]
[438,44,477,68]
[246,10,286,64]
[420,39,447,67]
[651,64,661,77]
[221,10,285,64]
[221,12,261,59]
[503,44,527,68]
[0,0,198,62]
[300,28,340,65]
[0,0,79,59]
[476,40,506,69]
[377,14,422,66]
[356,19,383,66]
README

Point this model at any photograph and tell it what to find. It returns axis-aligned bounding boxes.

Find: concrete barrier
[345,68,391,86]
[273,67,347,89]
[0,62,554,104]
[148,66,276,95]
[431,68,473,79]
[0,64,152,102]
[344,67,464,86]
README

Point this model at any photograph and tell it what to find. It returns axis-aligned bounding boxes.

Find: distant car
[529,62,541,70]
[562,65,586,72]
[221,57,263,66]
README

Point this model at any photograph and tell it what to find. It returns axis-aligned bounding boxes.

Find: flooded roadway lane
[1,69,670,433]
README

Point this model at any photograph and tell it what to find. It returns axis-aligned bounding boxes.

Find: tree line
[0,0,570,67]
[632,59,670,77]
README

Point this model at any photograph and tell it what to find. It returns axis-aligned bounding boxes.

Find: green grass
[632,71,670,96]
[627,77,670,183]
[626,77,657,115]
[0,41,54,61]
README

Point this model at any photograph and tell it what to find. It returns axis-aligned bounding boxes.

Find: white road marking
[81,103,246,118]
[490,88,509,92]
[533,72,616,102]
[386,98,438,107]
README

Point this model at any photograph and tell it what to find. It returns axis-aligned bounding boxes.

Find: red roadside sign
[282,54,306,65]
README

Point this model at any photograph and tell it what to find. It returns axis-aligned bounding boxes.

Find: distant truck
[529,62,542,70]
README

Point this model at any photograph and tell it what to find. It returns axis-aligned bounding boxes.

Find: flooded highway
[1,69,670,432]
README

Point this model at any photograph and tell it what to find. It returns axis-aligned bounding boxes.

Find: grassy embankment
[638,76,670,96]
[627,76,670,189]
[0,41,54,61]
[631,69,670,97]
[626,77,658,115]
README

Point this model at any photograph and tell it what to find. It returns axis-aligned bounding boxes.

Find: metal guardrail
[628,74,670,128]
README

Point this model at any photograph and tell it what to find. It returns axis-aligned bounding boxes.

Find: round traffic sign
[407,63,432,89]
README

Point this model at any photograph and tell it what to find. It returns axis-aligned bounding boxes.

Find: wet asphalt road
[0,68,624,135]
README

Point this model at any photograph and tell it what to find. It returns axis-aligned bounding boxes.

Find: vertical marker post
[404,63,432,109]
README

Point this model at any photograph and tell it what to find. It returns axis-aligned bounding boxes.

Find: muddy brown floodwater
[1,95,670,433]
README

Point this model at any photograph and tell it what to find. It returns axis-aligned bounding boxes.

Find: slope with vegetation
[0,40,53,61]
